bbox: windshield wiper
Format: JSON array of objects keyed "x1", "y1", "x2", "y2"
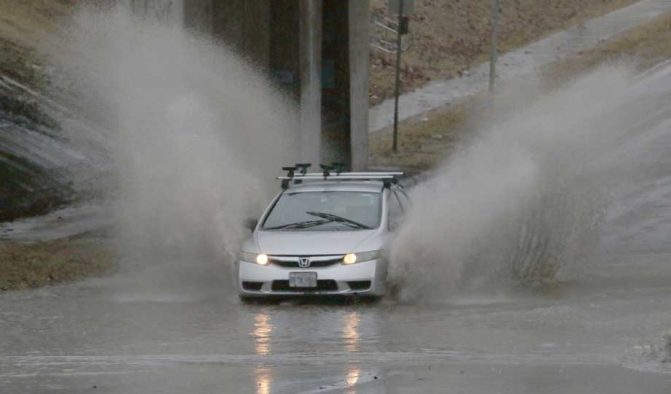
[
  {"x1": 264, "y1": 219, "x2": 330, "y2": 230},
  {"x1": 305, "y1": 211, "x2": 372, "y2": 229}
]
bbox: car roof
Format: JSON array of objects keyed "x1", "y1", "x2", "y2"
[{"x1": 286, "y1": 181, "x2": 384, "y2": 193}]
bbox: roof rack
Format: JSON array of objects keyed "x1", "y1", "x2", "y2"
[
  {"x1": 278, "y1": 163, "x2": 403, "y2": 190},
  {"x1": 278, "y1": 172, "x2": 403, "y2": 180}
]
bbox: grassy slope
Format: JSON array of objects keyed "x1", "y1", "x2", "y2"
[
  {"x1": 370, "y1": 12, "x2": 671, "y2": 170},
  {"x1": 369, "y1": 0, "x2": 639, "y2": 104},
  {"x1": 0, "y1": 1, "x2": 116, "y2": 291},
  {"x1": 0, "y1": 237, "x2": 115, "y2": 291},
  {"x1": 0, "y1": 0, "x2": 73, "y2": 83},
  {"x1": 542, "y1": 12, "x2": 671, "y2": 83},
  {"x1": 0, "y1": 1, "x2": 73, "y2": 221}
]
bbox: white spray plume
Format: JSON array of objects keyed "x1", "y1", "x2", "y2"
[
  {"x1": 390, "y1": 67, "x2": 666, "y2": 302},
  {"x1": 45, "y1": 6, "x2": 297, "y2": 299}
]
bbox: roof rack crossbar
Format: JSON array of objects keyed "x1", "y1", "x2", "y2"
[
  {"x1": 277, "y1": 172, "x2": 403, "y2": 181},
  {"x1": 279, "y1": 172, "x2": 402, "y2": 177},
  {"x1": 277, "y1": 164, "x2": 403, "y2": 189}
]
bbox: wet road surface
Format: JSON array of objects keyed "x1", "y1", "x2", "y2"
[{"x1": 1, "y1": 254, "x2": 670, "y2": 393}]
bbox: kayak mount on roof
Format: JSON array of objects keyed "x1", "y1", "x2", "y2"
[{"x1": 278, "y1": 163, "x2": 403, "y2": 190}]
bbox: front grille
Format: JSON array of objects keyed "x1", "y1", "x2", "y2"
[
  {"x1": 270, "y1": 258, "x2": 342, "y2": 268},
  {"x1": 271, "y1": 280, "x2": 339, "y2": 292},
  {"x1": 347, "y1": 281, "x2": 372, "y2": 291},
  {"x1": 242, "y1": 281, "x2": 263, "y2": 291}
]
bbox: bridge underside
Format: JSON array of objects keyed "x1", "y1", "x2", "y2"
[{"x1": 133, "y1": 0, "x2": 370, "y2": 170}]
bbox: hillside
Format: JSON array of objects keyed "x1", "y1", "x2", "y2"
[
  {"x1": 0, "y1": 1, "x2": 77, "y2": 221},
  {"x1": 369, "y1": 0, "x2": 638, "y2": 104}
]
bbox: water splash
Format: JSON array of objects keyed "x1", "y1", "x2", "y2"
[
  {"x1": 390, "y1": 66, "x2": 671, "y2": 302},
  {"x1": 43, "y1": 6, "x2": 297, "y2": 298}
]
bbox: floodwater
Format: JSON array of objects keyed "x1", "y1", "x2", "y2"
[{"x1": 0, "y1": 253, "x2": 670, "y2": 393}]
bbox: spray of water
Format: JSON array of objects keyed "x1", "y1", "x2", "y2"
[
  {"x1": 41, "y1": 6, "x2": 671, "y2": 305},
  {"x1": 390, "y1": 66, "x2": 670, "y2": 302},
  {"x1": 44, "y1": 6, "x2": 297, "y2": 300}
]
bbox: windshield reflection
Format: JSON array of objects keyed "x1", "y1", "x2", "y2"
[{"x1": 262, "y1": 191, "x2": 382, "y2": 231}]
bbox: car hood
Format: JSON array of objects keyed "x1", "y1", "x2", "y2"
[{"x1": 254, "y1": 230, "x2": 379, "y2": 255}]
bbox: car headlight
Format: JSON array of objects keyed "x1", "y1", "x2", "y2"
[
  {"x1": 342, "y1": 250, "x2": 382, "y2": 265},
  {"x1": 239, "y1": 252, "x2": 269, "y2": 265}
]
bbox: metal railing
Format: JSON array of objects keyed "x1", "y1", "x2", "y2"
[{"x1": 370, "y1": 16, "x2": 412, "y2": 54}]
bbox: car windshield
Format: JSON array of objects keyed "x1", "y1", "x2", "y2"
[{"x1": 262, "y1": 191, "x2": 381, "y2": 231}]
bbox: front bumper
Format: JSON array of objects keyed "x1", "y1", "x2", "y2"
[{"x1": 238, "y1": 259, "x2": 386, "y2": 296}]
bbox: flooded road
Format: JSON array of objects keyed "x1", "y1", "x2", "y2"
[
  {"x1": 1, "y1": 253, "x2": 670, "y2": 393},
  {"x1": 3, "y1": 19, "x2": 671, "y2": 394}
]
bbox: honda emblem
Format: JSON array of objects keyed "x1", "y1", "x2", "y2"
[{"x1": 298, "y1": 257, "x2": 311, "y2": 268}]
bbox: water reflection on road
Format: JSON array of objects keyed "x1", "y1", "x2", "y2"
[
  {"x1": 345, "y1": 366, "x2": 361, "y2": 394},
  {"x1": 250, "y1": 307, "x2": 368, "y2": 394},
  {"x1": 252, "y1": 311, "x2": 273, "y2": 394},
  {"x1": 254, "y1": 366, "x2": 273, "y2": 394},
  {"x1": 253, "y1": 311, "x2": 273, "y2": 356},
  {"x1": 343, "y1": 311, "x2": 362, "y2": 394},
  {"x1": 343, "y1": 310, "x2": 361, "y2": 352}
]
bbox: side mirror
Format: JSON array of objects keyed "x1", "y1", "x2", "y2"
[{"x1": 244, "y1": 218, "x2": 258, "y2": 232}]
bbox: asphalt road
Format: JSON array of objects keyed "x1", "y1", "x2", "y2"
[
  {"x1": 0, "y1": 257, "x2": 670, "y2": 394},
  {"x1": 2, "y1": 64, "x2": 671, "y2": 394}
]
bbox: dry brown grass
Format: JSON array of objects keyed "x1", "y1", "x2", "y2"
[
  {"x1": 369, "y1": 0, "x2": 639, "y2": 104},
  {"x1": 370, "y1": 12, "x2": 671, "y2": 170},
  {"x1": 369, "y1": 99, "x2": 475, "y2": 170},
  {"x1": 0, "y1": 0, "x2": 72, "y2": 46},
  {"x1": 0, "y1": 238, "x2": 115, "y2": 291},
  {"x1": 542, "y1": 12, "x2": 671, "y2": 84},
  {"x1": 0, "y1": 0, "x2": 74, "y2": 86}
]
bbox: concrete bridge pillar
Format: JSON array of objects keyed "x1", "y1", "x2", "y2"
[
  {"x1": 299, "y1": 0, "x2": 323, "y2": 166},
  {"x1": 210, "y1": 0, "x2": 271, "y2": 69},
  {"x1": 130, "y1": 0, "x2": 370, "y2": 170},
  {"x1": 183, "y1": 0, "x2": 213, "y2": 34},
  {"x1": 129, "y1": 0, "x2": 184, "y2": 26},
  {"x1": 348, "y1": 0, "x2": 370, "y2": 171}
]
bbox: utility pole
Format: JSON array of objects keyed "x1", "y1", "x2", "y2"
[
  {"x1": 392, "y1": 0, "x2": 404, "y2": 153},
  {"x1": 489, "y1": 0, "x2": 500, "y2": 93}
]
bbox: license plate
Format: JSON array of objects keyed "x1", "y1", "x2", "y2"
[{"x1": 289, "y1": 272, "x2": 317, "y2": 288}]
